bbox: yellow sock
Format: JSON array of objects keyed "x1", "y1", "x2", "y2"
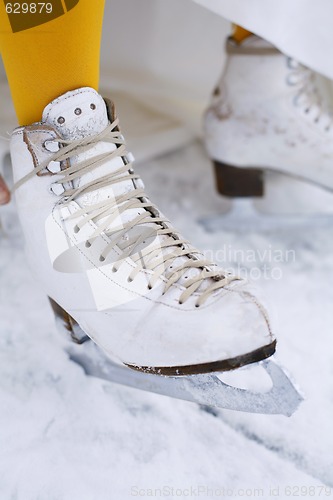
[
  {"x1": 0, "y1": 0, "x2": 105, "y2": 125},
  {"x1": 232, "y1": 24, "x2": 253, "y2": 44}
]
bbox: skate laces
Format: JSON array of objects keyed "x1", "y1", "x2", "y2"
[
  {"x1": 286, "y1": 57, "x2": 333, "y2": 131},
  {"x1": 14, "y1": 119, "x2": 237, "y2": 306}
]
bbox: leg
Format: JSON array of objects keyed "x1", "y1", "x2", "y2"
[
  {"x1": 0, "y1": 0, "x2": 105, "y2": 125},
  {"x1": 0, "y1": 0, "x2": 105, "y2": 204}
]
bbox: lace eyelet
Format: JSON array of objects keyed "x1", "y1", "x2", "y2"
[
  {"x1": 195, "y1": 304, "x2": 200, "y2": 308},
  {"x1": 99, "y1": 256, "x2": 105, "y2": 262},
  {"x1": 50, "y1": 183, "x2": 65, "y2": 196},
  {"x1": 147, "y1": 284, "x2": 152, "y2": 290},
  {"x1": 47, "y1": 161, "x2": 61, "y2": 174},
  {"x1": 178, "y1": 300, "x2": 183, "y2": 305},
  {"x1": 43, "y1": 140, "x2": 60, "y2": 153},
  {"x1": 85, "y1": 241, "x2": 91, "y2": 248},
  {"x1": 112, "y1": 267, "x2": 118, "y2": 273},
  {"x1": 127, "y1": 277, "x2": 133, "y2": 283},
  {"x1": 74, "y1": 225, "x2": 80, "y2": 234},
  {"x1": 304, "y1": 108, "x2": 310, "y2": 114}
]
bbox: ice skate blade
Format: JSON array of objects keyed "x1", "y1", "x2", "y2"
[
  {"x1": 50, "y1": 298, "x2": 303, "y2": 416},
  {"x1": 66, "y1": 341, "x2": 303, "y2": 416},
  {"x1": 214, "y1": 161, "x2": 333, "y2": 215},
  {"x1": 255, "y1": 170, "x2": 333, "y2": 215},
  {"x1": 205, "y1": 165, "x2": 333, "y2": 233},
  {"x1": 199, "y1": 199, "x2": 333, "y2": 234}
]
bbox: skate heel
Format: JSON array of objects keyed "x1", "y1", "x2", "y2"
[
  {"x1": 213, "y1": 161, "x2": 264, "y2": 198},
  {"x1": 48, "y1": 297, "x2": 89, "y2": 344},
  {"x1": 213, "y1": 161, "x2": 333, "y2": 214},
  {"x1": 200, "y1": 166, "x2": 333, "y2": 232}
]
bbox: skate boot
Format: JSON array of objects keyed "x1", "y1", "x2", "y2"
[
  {"x1": 204, "y1": 35, "x2": 333, "y2": 217},
  {"x1": 10, "y1": 86, "x2": 276, "y2": 373}
]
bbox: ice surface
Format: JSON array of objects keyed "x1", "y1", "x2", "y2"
[{"x1": 0, "y1": 142, "x2": 332, "y2": 499}]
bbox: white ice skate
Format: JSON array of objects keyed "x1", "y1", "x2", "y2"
[
  {"x1": 203, "y1": 35, "x2": 333, "y2": 231},
  {"x1": 11, "y1": 87, "x2": 302, "y2": 415}
]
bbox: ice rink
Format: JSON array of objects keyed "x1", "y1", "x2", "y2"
[{"x1": 0, "y1": 139, "x2": 332, "y2": 499}]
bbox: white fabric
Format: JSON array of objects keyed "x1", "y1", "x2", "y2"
[
  {"x1": 101, "y1": 0, "x2": 229, "y2": 136},
  {"x1": 2, "y1": 0, "x2": 333, "y2": 160},
  {"x1": 100, "y1": 0, "x2": 333, "y2": 141},
  {"x1": 193, "y1": 0, "x2": 333, "y2": 79}
]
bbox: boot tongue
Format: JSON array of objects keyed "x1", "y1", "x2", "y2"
[
  {"x1": 41, "y1": 88, "x2": 219, "y2": 293},
  {"x1": 41, "y1": 87, "x2": 150, "y2": 247},
  {"x1": 41, "y1": 87, "x2": 109, "y2": 139},
  {"x1": 41, "y1": 86, "x2": 127, "y2": 206}
]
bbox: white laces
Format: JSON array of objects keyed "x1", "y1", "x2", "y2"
[
  {"x1": 286, "y1": 57, "x2": 333, "y2": 131},
  {"x1": 14, "y1": 119, "x2": 237, "y2": 306}
]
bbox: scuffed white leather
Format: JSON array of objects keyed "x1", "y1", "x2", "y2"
[
  {"x1": 11, "y1": 87, "x2": 274, "y2": 369},
  {"x1": 204, "y1": 36, "x2": 333, "y2": 191}
]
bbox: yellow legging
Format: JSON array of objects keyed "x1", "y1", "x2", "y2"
[
  {"x1": 232, "y1": 25, "x2": 253, "y2": 44},
  {"x1": 0, "y1": 12, "x2": 250, "y2": 205},
  {"x1": 0, "y1": 0, "x2": 105, "y2": 125}
]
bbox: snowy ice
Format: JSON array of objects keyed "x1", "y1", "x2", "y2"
[{"x1": 0, "y1": 140, "x2": 332, "y2": 499}]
